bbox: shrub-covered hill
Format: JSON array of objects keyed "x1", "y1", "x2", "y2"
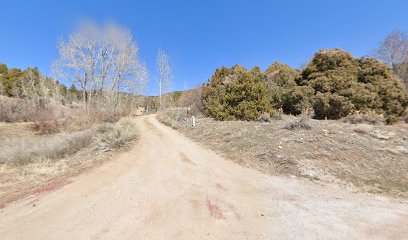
[
  {"x1": 202, "y1": 49, "x2": 407, "y2": 123},
  {"x1": 299, "y1": 49, "x2": 407, "y2": 122}
]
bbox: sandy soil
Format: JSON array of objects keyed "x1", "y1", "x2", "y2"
[{"x1": 0, "y1": 114, "x2": 407, "y2": 239}]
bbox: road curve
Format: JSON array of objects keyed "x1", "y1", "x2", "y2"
[{"x1": 0, "y1": 114, "x2": 407, "y2": 239}]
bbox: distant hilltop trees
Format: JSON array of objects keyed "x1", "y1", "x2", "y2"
[{"x1": 0, "y1": 63, "x2": 82, "y2": 106}]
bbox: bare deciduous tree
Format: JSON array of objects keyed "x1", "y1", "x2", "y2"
[
  {"x1": 372, "y1": 30, "x2": 408, "y2": 87},
  {"x1": 38, "y1": 75, "x2": 50, "y2": 109},
  {"x1": 21, "y1": 69, "x2": 52, "y2": 109},
  {"x1": 372, "y1": 30, "x2": 408, "y2": 66},
  {"x1": 21, "y1": 69, "x2": 39, "y2": 107},
  {"x1": 393, "y1": 62, "x2": 408, "y2": 87},
  {"x1": 54, "y1": 21, "x2": 149, "y2": 117},
  {"x1": 54, "y1": 21, "x2": 100, "y2": 111},
  {"x1": 300, "y1": 56, "x2": 313, "y2": 70},
  {"x1": 157, "y1": 48, "x2": 172, "y2": 108},
  {"x1": 52, "y1": 79, "x2": 62, "y2": 107}
]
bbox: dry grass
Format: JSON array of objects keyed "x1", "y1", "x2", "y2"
[
  {"x1": 257, "y1": 112, "x2": 272, "y2": 122},
  {"x1": 33, "y1": 112, "x2": 61, "y2": 135},
  {"x1": 157, "y1": 108, "x2": 189, "y2": 129},
  {"x1": 93, "y1": 117, "x2": 139, "y2": 152},
  {"x1": 0, "y1": 116, "x2": 139, "y2": 208},
  {"x1": 343, "y1": 111, "x2": 385, "y2": 125},
  {"x1": 0, "y1": 117, "x2": 138, "y2": 165},
  {"x1": 0, "y1": 95, "x2": 37, "y2": 122},
  {"x1": 0, "y1": 95, "x2": 81, "y2": 124},
  {"x1": 0, "y1": 93, "x2": 141, "y2": 207},
  {"x1": 0, "y1": 128, "x2": 94, "y2": 165},
  {"x1": 158, "y1": 109, "x2": 408, "y2": 199},
  {"x1": 284, "y1": 117, "x2": 311, "y2": 130},
  {"x1": 0, "y1": 122, "x2": 36, "y2": 141},
  {"x1": 284, "y1": 109, "x2": 314, "y2": 130}
]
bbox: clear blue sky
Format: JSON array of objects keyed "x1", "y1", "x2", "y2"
[{"x1": 1, "y1": 0, "x2": 408, "y2": 95}]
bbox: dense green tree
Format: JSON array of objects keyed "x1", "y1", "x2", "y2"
[
  {"x1": 202, "y1": 65, "x2": 272, "y2": 120},
  {"x1": 281, "y1": 86, "x2": 314, "y2": 115},
  {"x1": 249, "y1": 66, "x2": 265, "y2": 80},
  {"x1": 299, "y1": 49, "x2": 408, "y2": 121},
  {"x1": 68, "y1": 84, "x2": 81, "y2": 102},
  {"x1": 264, "y1": 62, "x2": 308, "y2": 114},
  {"x1": 1, "y1": 68, "x2": 23, "y2": 96},
  {"x1": 266, "y1": 62, "x2": 300, "y2": 87},
  {"x1": 313, "y1": 92, "x2": 354, "y2": 119},
  {"x1": 69, "y1": 84, "x2": 78, "y2": 93},
  {"x1": 0, "y1": 63, "x2": 7, "y2": 94},
  {"x1": 0, "y1": 63, "x2": 8, "y2": 75}
]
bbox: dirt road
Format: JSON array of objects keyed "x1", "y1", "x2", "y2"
[{"x1": 1, "y1": 115, "x2": 407, "y2": 239}]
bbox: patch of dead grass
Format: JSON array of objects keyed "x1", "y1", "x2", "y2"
[
  {"x1": 0, "y1": 117, "x2": 138, "y2": 166},
  {"x1": 0, "y1": 117, "x2": 139, "y2": 207},
  {"x1": 158, "y1": 109, "x2": 408, "y2": 199}
]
